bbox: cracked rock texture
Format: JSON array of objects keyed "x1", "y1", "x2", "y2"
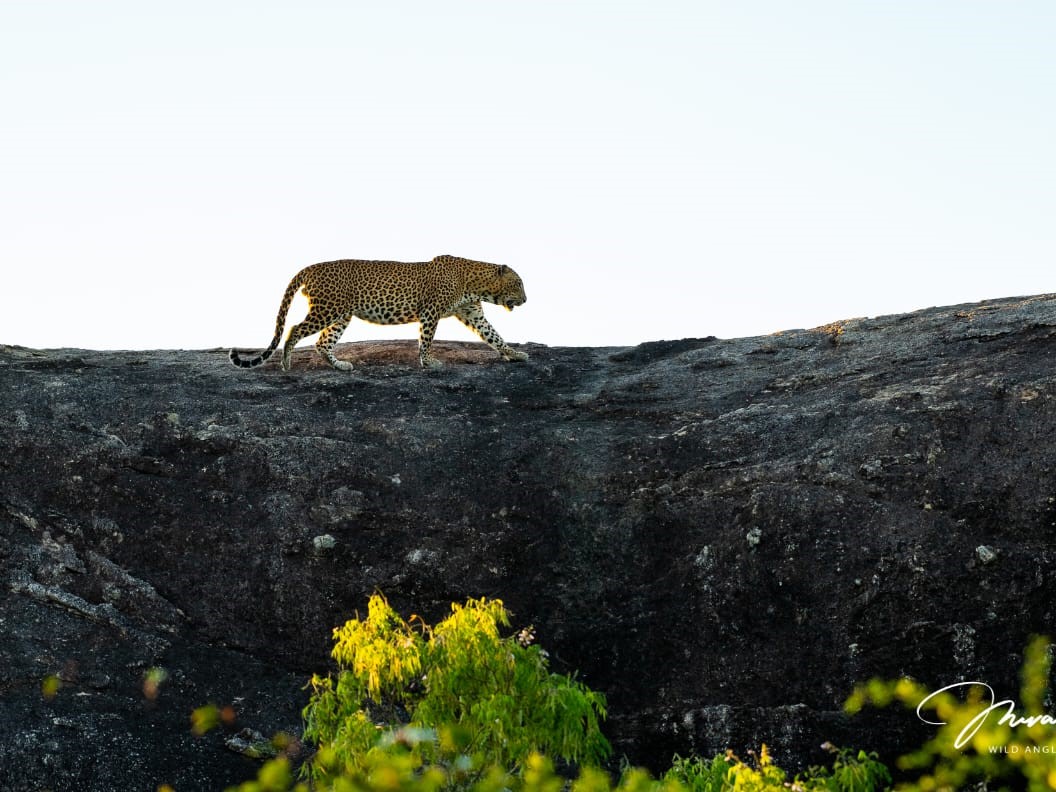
[{"x1": 4, "y1": 294, "x2": 1056, "y2": 789}]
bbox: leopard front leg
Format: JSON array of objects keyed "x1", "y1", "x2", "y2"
[
  {"x1": 454, "y1": 302, "x2": 528, "y2": 362},
  {"x1": 417, "y1": 310, "x2": 444, "y2": 368}
]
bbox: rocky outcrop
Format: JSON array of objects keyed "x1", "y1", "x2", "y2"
[{"x1": 4, "y1": 294, "x2": 1056, "y2": 790}]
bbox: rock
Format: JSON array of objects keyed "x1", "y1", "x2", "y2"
[
  {"x1": 309, "y1": 487, "x2": 365, "y2": 525},
  {"x1": 312, "y1": 534, "x2": 337, "y2": 552},
  {"x1": 225, "y1": 728, "x2": 280, "y2": 760},
  {"x1": 975, "y1": 545, "x2": 998, "y2": 565},
  {"x1": 3, "y1": 294, "x2": 1056, "y2": 787}
]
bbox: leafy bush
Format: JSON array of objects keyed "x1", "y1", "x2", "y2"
[
  {"x1": 301, "y1": 594, "x2": 610, "y2": 781},
  {"x1": 233, "y1": 743, "x2": 672, "y2": 792},
  {"x1": 846, "y1": 634, "x2": 1055, "y2": 791},
  {"x1": 661, "y1": 744, "x2": 890, "y2": 792},
  {"x1": 798, "y1": 744, "x2": 893, "y2": 792},
  {"x1": 233, "y1": 743, "x2": 891, "y2": 792},
  {"x1": 227, "y1": 593, "x2": 893, "y2": 792}
]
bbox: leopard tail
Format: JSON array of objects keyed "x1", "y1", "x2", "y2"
[{"x1": 229, "y1": 267, "x2": 307, "y2": 368}]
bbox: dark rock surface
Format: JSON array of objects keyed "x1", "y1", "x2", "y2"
[{"x1": 4, "y1": 294, "x2": 1056, "y2": 790}]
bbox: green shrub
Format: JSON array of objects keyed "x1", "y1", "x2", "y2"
[
  {"x1": 301, "y1": 594, "x2": 610, "y2": 781},
  {"x1": 661, "y1": 744, "x2": 889, "y2": 792},
  {"x1": 227, "y1": 592, "x2": 894, "y2": 792},
  {"x1": 233, "y1": 744, "x2": 891, "y2": 792},
  {"x1": 662, "y1": 752, "x2": 734, "y2": 791},
  {"x1": 797, "y1": 744, "x2": 892, "y2": 792}
]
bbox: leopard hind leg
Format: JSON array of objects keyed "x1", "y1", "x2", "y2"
[
  {"x1": 282, "y1": 305, "x2": 339, "y2": 371},
  {"x1": 316, "y1": 318, "x2": 353, "y2": 371}
]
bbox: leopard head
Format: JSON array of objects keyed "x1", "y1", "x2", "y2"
[
  {"x1": 491, "y1": 264, "x2": 527, "y2": 311},
  {"x1": 437, "y1": 255, "x2": 528, "y2": 310}
]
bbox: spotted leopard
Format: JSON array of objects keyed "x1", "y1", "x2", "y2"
[{"x1": 229, "y1": 254, "x2": 528, "y2": 371}]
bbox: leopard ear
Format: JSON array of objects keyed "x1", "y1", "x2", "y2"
[{"x1": 497, "y1": 264, "x2": 510, "y2": 275}]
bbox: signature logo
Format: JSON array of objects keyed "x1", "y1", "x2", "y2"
[{"x1": 917, "y1": 682, "x2": 1056, "y2": 749}]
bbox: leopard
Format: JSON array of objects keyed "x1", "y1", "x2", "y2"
[{"x1": 229, "y1": 254, "x2": 529, "y2": 371}]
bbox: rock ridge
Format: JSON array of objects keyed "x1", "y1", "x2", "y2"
[{"x1": 3, "y1": 293, "x2": 1056, "y2": 789}]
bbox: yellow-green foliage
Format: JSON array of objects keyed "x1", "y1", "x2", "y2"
[
  {"x1": 226, "y1": 593, "x2": 902, "y2": 792},
  {"x1": 662, "y1": 744, "x2": 890, "y2": 792},
  {"x1": 846, "y1": 635, "x2": 1056, "y2": 791},
  {"x1": 230, "y1": 740, "x2": 890, "y2": 792},
  {"x1": 301, "y1": 594, "x2": 610, "y2": 781},
  {"x1": 232, "y1": 746, "x2": 676, "y2": 792}
]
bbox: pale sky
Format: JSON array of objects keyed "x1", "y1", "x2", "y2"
[{"x1": 2, "y1": 2, "x2": 1054, "y2": 351}]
